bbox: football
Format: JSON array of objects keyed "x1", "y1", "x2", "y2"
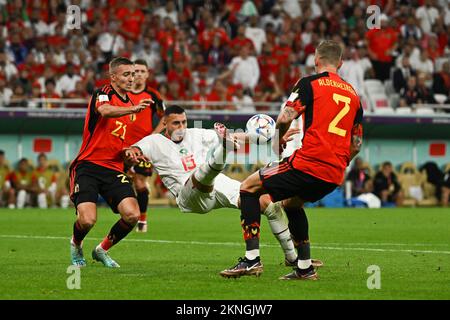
[{"x1": 246, "y1": 114, "x2": 276, "y2": 144}]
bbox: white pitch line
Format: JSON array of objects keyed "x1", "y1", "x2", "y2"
[{"x1": 1, "y1": 234, "x2": 450, "y2": 255}]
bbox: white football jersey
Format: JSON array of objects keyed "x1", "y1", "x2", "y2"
[{"x1": 133, "y1": 128, "x2": 219, "y2": 197}]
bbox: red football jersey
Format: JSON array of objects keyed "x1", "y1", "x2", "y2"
[
  {"x1": 126, "y1": 87, "x2": 165, "y2": 145},
  {"x1": 72, "y1": 85, "x2": 133, "y2": 172},
  {"x1": 288, "y1": 72, "x2": 363, "y2": 185}
]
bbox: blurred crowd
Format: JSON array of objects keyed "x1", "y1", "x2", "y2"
[
  {"x1": 345, "y1": 157, "x2": 450, "y2": 208},
  {"x1": 0, "y1": 0, "x2": 449, "y2": 111}
]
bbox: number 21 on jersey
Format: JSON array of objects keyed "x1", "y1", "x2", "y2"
[
  {"x1": 181, "y1": 155, "x2": 196, "y2": 172},
  {"x1": 328, "y1": 93, "x2": 351, "y2": 137}
]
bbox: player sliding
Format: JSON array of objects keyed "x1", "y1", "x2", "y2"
[
  {"x1": 221, "y1": 40, "x2": 364, "y2": 280},
  {"x1": 124, "y1": 105, "x2": 322, "y2": 267}
]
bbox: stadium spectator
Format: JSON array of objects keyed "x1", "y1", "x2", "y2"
[
  {"x1": 56, "y1": 64, "x2": 82, "y2": 97},
  {"x1": 154, "y1": 0, "x2": 178, "y2": 25},
  {"x1": 8, "y1": 83, "x2": 27, "y2": 107},
  {"x1": 230, "y1": 25, "x2": 255, "y2": 57},
  {"x1": 0, "y1": 150, "x2": 15, "y2": 209},
  {"x1": 115, "y1": 0, "x2": 145, "y2": 41},
  {"x1": 245, "y1": 15, "x2": 266, "y2": 55},
  {"x1": 374, "y1": 161, "x2": 404, "y2": 207},
  {"x1": 400, "y1": 16, "x2": 423, "y2": 41},
  {"x1": 0, "y1": 52, "x2": 18, "y2": 81},
  {"x1": 365, "y1": 14, "x2": 398, "y2": 81},
  {"x1": 207, "y1": 79, "x2": 232, "y2": 110},
  {"x1": 393, "y1": 56, "x2": 417, "y2": 93},
  {"x1": 206, "y1": 35, "x2": 231, "y2": 70},
  {"x1": 415, "y1": 0, "x2": 440, "y2": 34},
  {"x1": 432, "y1": 61, "x2": 450, "y2": 95},
  {"x1": 339, "y1": 47, "x2": 365, "y2": 96},
  {"x1": 191, "y1": 80, "x2": 209, "y2": 110},
  {"x1": 10, "y1": 158, "x2": 34, "y2": 209},
  {"x1": 0, "y1": 74, "x2": 13, "y2": 107},
  {"x1": 131, "y1": 35, "x2": 160, "y2": 71},
  {"x1": 413, "y1": 50, "x2": 434, "y2": 79},
  {"x1": 399, "y1": 75, "x2": 419, "y2": 107},
  {"x1": 197, "y1": 11, "x2": 229, "y2": 52},
  {"x1": 416, "y1": 72, "x2": 436, "y2": 105},
  {"x1": 41, "y1": 79, "x2": 61, "y2": 109},
  {"x1": 261, "y1": 4, "x2": 284, "y2": 33},
  {"x1": 32, "y1": 153, "x2": 57, "y2": 209},
  {"x1": 346, "y1": 157, "x2": 373, "y2": 197},
  {"x1": 96, "y1": 21, "x2": 126, "y2": 62},
  {"x1": 223, "y1": 44, "x2": 260, "y2": 92},
  {"x1": 231, "y1": 83, "x2": 255, "y2": 112}
]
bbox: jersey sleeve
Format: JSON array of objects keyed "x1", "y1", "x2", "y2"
[
  {"x1": 132, "y1": 135, "x2": 155, "y2": 162},
  {"x1": 147, "y1": 87, "x2": 166, "y2": 118},
  {"x1": 285, "y1": 77, "x2": 313, "y2": 119},
  {"x1": 94, "y1": 88, "x2": 112, "y2": 111},
  {"x1": 194, "y1": 128, "x2": 219, "y2": 149}
]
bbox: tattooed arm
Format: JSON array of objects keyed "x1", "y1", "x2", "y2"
[{"x1": 350, "y1": 123, "x2": 363, "y2": 161}]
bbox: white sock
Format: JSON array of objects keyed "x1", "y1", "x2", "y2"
[
  {"x1": 37, "y1": 193, "x2": 48, "y2": 209},
  {"x1": 245, "y1": 249, "x2": 260, "y2": 260},
  {"x1": 263, "y1": 202, "x2": 297, "y2": 262},
  {"x1": 194, "y1": 143, "x2": 227, "y2": 186},
  {"x1": 17, "y1": 190, "x2": 26, "y2": 209},
  {"x1": 60, "y1": 195, "x2": 70, "y2": 209},
  {"x1": 298, "y1": 259, "x2": 312, "y2": 269},
  {"x1": 71, "y1": 237, "x2": 82, "y2": 248}
]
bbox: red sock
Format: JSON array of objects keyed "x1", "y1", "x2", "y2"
[
  {"x1": 139, "y1": 213, "x2": 147, "y2": 223},
  {"x1": 100, "y1": 236, "x2": 113, "y2": 251}
]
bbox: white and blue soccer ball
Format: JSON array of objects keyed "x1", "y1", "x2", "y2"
[{"x1": 246, "y1": 114, "x2": 276, "y2": 144}]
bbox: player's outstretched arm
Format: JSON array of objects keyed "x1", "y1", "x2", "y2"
[
  {"x1": 97, "y1": 99, "x2": 153, "y2": 118},
  {"x1": 349, "y1": 123, "x2": 363, "y2": 161}
]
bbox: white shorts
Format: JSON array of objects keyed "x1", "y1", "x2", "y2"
[{"x1": 176, "y1": 173, "x2": 240, "y2": 213}]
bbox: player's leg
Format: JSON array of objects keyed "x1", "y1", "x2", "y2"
[
  {"x1": 6, "y1": 183, "x2": 16, "y2": 209},
  {"x1": 93, "y1": 171, "x2": 138, "y2": 268},
  {"x1": 258, "y1": 195, "x2": 297, "y2": 264},
  {"x1": 71, "y1": 202, "x2": 97, "y2": 267},
  {"x1": 134, "y1": 173, "x2": 150, "y2": 232},
  {"x1": 220, "y1": 170, "x2": 265, "y2": 278},
  {"x1": 16, "y1": 189, "x2": 27, "y2": 209},
  {"x1": 69, "y1": 163, "x2": 101, "y2": 267},
  {"x1": 37, "y1": 191, "x2": 48, "y2": 209},
  {"x1": 193, "y1": 123, "x2": 239, "y2": 187},
  {"x1": 278, "y1": 197, "x2": 317, "y2": 280}
]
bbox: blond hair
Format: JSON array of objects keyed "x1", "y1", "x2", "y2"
[{"x1": 315, "y1": 40, "x2": 344, "y2": 67}]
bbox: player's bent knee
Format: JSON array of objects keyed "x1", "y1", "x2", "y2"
[{"x1": 78, "y1": 216, "x2": 97, "y2": 229}]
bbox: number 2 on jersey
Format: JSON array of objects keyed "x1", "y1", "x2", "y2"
[
  {"x1": 328, "y1": 93, "x2": 351, "y2": 137},
  {"x1": 181, "y1": 155, "x2": 196, "y2": 172}
]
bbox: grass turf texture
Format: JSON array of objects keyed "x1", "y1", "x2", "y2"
[{"x1": 0, "y1": 207, "x2": 449, "y2": 300}]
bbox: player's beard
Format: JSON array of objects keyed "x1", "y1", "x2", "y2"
[{"x1": 170, "y1": 128, "x2": 186, "y2": 143}]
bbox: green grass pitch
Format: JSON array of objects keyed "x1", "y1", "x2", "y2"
[{"x1": 0, "y1": 207, "x2": 449, "y2": 300}]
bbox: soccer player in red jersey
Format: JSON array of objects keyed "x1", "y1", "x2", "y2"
[
  {"x1": 69, "y1": 57, "x2": 152, "y2": 268},
  {"x1": 127, "y1": 59, "x2": 165, "y2": 233},
  {"x1": 221, "y1": 40, "x2": 364, "y2": 280}
]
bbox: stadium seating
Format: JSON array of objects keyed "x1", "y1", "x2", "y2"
[{"x1": 397, "y1": 162, "x2": 438, "y2": 206}]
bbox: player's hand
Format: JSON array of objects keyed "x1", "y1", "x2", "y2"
[
  {"x1": 123, "y1": 147, "x2": 149, "y2": 165},
  {"x1": 283, "y1": 128, "x2": 300, "y2": 143},
  {"x1": 133, "y1": 99, "x2": 153, "y2": 113},
  {"x1": 272, "y1": 128, "x2": 301, "y2": 156}
]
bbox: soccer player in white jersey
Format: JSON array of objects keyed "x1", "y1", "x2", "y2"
[
  {"x1": 124, "y1": 105, "x2": 322, "y2": 270},
  {"x1": 124, "y1": 105, "x2": 300, "y2": 266}
]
